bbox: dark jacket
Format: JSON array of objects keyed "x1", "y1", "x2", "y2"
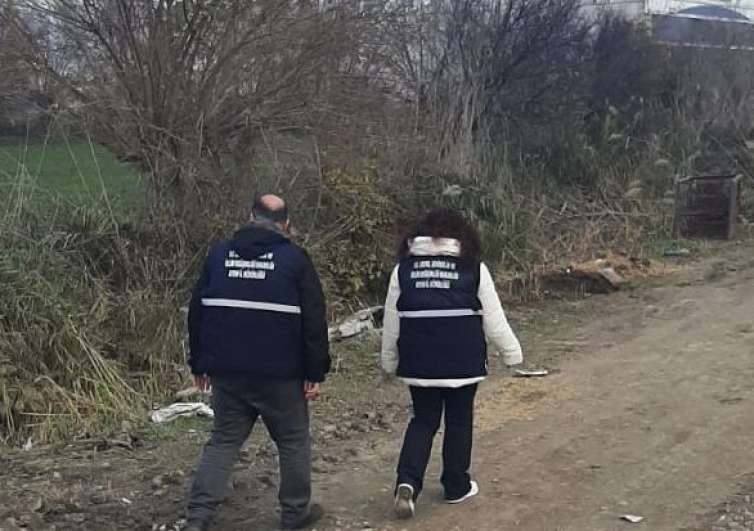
[
  {"x1": 395, "y1": 255, "x2": 487, "y2": 380},
  {"x1": 188, "y1": 224, "x2": 331, "y2": 382}
]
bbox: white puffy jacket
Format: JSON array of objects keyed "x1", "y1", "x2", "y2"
[{"x1": 381, "y1": 236, "x2": 523, "y2": 387}]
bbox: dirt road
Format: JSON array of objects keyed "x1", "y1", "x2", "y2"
[
  {"x1": 2, "y1": 239, "x2": 753, "y2": 531},
  {"x1": 314, "y1": 239, "x2": 754, "y2": 531}
]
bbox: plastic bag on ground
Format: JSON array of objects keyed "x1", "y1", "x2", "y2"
[{"x1": 150, "y1": 402, "x2": 214, "y2": 424}]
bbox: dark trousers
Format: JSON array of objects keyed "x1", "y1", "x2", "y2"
[
  {"x1": 396, "y1": 383, "x2": 478, "y2": 500},
  {"x1": 186, "y1": 376, "x2": 311, "y2": 528}
]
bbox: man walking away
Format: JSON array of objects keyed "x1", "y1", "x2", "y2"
[{"x1": 185, "y1": 195, "x2": 331, "y2": 531}]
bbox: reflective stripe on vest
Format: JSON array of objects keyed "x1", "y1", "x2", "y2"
[
  {"x1": 398, "y1": 309, "x2": 483, "y2": 318},
  {"x1": 201, "y1": 298, "x2": 302, "y2": 315}
]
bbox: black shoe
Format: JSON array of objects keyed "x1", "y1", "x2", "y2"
[{"x1": 281, "y1": 503, "x2": 325, "y2": 530}]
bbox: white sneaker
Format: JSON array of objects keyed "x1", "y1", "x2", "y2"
[
  {"x1": 394, "y1": 483, "x2": 416, "y2": 519},
  {"x1": 446, "y1": 480, "x2": 479, "y2": 504}
]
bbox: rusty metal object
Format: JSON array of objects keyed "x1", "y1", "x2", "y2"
[{"x1": 674, "y1": 174, "x2": 742, "y2": 240}]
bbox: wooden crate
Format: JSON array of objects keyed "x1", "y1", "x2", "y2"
[{"x1": 674, "y1": 174, "x2": 742, "y2": 240}]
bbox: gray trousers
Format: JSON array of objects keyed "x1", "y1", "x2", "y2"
[{"x1": 186, "y1": 376, "x2": 311, "y2": 528}]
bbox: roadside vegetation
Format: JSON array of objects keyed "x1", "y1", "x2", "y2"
[{"x1": 0, "y1": 1, "x2": 752, "y2": 445}]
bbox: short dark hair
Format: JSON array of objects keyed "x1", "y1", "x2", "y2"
[
  {"x1": 252, "y1": 198, "x2": 288, "y2": 223},
  {"x1": 398, "y1": 208, "x2": 481, "y2": 263}
]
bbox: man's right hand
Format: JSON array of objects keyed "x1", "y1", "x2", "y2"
[
  {"x1": 194, "y1": 374, "x2": 211, "y2": 392},
  {"x1": 304, "y1": 381, "x2": 321, "y2": 401}
]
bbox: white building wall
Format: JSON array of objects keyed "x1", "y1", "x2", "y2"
[
  {"x1": 583, "y1": 0, "x2": 754, "y2": 19},
  {"x1": 581, "y1": 0, "x2": 646, "y2": 19},
  {"x1": 649, "y1": 0, "x2": 754, "y2": 18}
]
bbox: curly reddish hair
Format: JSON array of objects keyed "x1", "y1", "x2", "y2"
[{"x1": 398, "y1": 208, "x2": 481, "y2": 263}]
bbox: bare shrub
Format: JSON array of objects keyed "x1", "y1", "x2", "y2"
[{"x1": 4, "y1": 2, "x2": 363, "y2": 212}]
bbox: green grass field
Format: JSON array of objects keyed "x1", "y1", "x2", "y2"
[{"x1": 0, "y1": 137, "x2": 143, "y2": 217}]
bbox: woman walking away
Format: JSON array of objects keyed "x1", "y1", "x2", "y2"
[{"x1": 381, "y1": 208, "x2": 523, "y2": 519}]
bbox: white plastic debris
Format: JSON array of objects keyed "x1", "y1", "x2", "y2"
[
  {"x1": 621, "y1": 514, "x2": 644, "y2": 524},
  {"x1": 598, "y1": 267, "x2": 624, "y2": 288},
  {"x1": 121, "y1": 497, "x2": 133, "y2": 505},
  {"x1": 514, "y1": 369, "x2": 549, "y2": 378},
  {"x1": 442, "y1": 184, "x2": 463, "y2": 197},
  {"x1": 328, "y1": 307, "x2": 383, "y2": 341},
  {"x1": 150, "y1": 402, "x2": 214, "y2": 424},
  {"x1": 22, "y1": 437, "x2": 33, "y2": 451}
]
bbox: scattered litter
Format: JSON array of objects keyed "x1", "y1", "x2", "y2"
[
  {"x1": 31, "y1": 496, "x2": 44, "y2": 513},
  {"x1": 540, "y1": 256, "x2": 631, "y2": 294},
  {"x1": 443, "y1": 184, "x2": 463, "y2": 197},
  {"x1": 621, "y1": 514, "x2": 644, "y2": 523},
  {"x1": 150, "y1": 403, "x2": 214, "y2": 424},
  {"x1": 152, "y1": 521, "x2": 186, "y2": 531},
  {"x1": 663, "y1": 248, "x2": 691, "y2": 257},
  {"x1": 106, "y1": 438, "x2": 135, "y2": 450},
  {"x1": 514, "y1": 369, "x2": 549, "y2": 378},
  {"x1": 598, "y1": 267, "x2": 624, "y2": 288},
  {"x1": 22, "y1": 437, "x2": 33, "y2": 451},
  {"x1": 328, "y1": 306, "x2": 383, "y2": 341},
  {"x1": 121, "y1": 498, "x2": 133, "y2": 505}
]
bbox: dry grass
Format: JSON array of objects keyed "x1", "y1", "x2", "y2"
[
  {"x1": 0, "y1": 120, "x2": 715, "y2": 447},
  {"x1": 0, "y1": 143, "x2": 679, "y2": 445},
  {"x1": 0, "y1": 136, "x2": 191, "y2": 445}
]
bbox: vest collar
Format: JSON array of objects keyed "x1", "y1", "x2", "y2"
[{"x1": 409, "y1": 236, "x2": 461, "y2": 257}]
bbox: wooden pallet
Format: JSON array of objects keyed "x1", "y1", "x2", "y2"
[{"x1": 674, "y1": 174, "x2": 742, "y2": 240}]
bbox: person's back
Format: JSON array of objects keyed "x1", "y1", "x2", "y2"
[
  {"x1": 192, "y1": 224, "x2": 326, "y2": 380},
  {"x1": 395, "y1": 251, "x2": 487, "y2": 384},
  {"x1": 185, "y1": 195, "x2": 330, "y2": 531},
  {"x1": 381, "y1": 209, "x2": 523, "y2": 519}
]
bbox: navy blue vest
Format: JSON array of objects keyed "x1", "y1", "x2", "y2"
[
  {"x1": 199, "y1": 239, "x2": 307, "y2": 378},
  {"x1": 396, "y1": 256, "x2": 487, "y2": 380}
]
